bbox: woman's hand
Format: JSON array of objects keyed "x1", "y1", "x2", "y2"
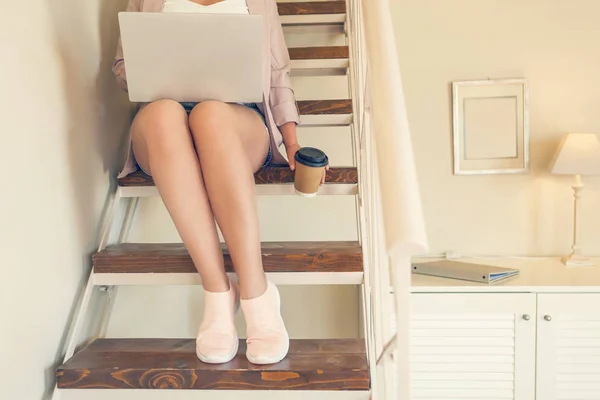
[
  {"x1": 286, "y1": 143, "x2": 302, "y2": 171},
  {"x1": 321, "y1": 164, "x2": 330, "y2": 185}
]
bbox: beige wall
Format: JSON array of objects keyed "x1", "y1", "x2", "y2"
[
  {"x1": 392, "y1": 0, "x2": 600, "y2": 257},
  {"x1": 0, "y1": 0, "x2": 132, "y2": 398}
]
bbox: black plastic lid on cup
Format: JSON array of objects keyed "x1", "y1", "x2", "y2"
[{"x1": 294, "y1": 147, "x2": 329, "y2": 168}]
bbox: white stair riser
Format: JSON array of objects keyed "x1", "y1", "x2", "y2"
[
  {"x1": 120, "y1": 183, "x2": 357, "y2": 198},
  {"x1": 291, "y1": 59, "x2": 349, "y2": 70},
  {"x1": 93, "y1": 272, "x2": 363, "y2": 286},
  {"x1": 281, "y1": 15, "x2": 345, "y2": 25},
  {"x1": 61, "y1": 390, "x2": 368, "y2": 400}
]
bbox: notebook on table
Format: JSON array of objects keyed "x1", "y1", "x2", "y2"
[{"x1": 412, "y1": 260, "x2": 519, "y2": 284}]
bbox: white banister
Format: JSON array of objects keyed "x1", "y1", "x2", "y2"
[
  {"x1": 356, "y1": 0, "x2": 429, "y2": 398},
  {"x1": 359, "y1": 1, "x2": 427, "y2": 260}
]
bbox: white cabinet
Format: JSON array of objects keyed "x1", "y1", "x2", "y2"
[
  {"x1": 411, "y1": 293, "x2": 537, "y2": 400},
  {"x1": 536, "y1": 294, "x2": 600, "y2": 400}
]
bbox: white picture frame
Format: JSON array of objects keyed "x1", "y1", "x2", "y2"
[{"x1": 452, "y1": 79, "x2": 530, "y2": 175}]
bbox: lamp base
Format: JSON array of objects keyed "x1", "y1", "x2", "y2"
[{"x1": 562, "y1": 254, "x2": 595, "y2": 267}]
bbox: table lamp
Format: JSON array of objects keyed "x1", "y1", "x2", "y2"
[{"x1": 550, "y1": 133, "x2": 600, "y2": 266}]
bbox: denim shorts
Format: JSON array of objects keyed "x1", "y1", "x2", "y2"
[{"x1": 180, "y1": 102, "x2": 272, "y2": 168}]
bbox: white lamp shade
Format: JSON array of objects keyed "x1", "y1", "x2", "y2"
[{"x1": 550, "y1": 133, "x2": 600, "y2": 175}]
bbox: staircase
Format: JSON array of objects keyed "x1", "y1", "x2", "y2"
[{"x1": 52, "y1": 1, "x2": 390, "y2": 399}]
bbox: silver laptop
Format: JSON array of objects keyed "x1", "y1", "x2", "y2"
[
  {"x1": 118, "y1": 12, "x2": 263, "y2": 103},
  {"x1": 412, "y1": 260, "x2": 519, "y2": 284}
]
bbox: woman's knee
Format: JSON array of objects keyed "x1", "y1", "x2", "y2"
[
  {"x1": 133, "y1": 99, "x2": 188, "y2": 144},
  {"x1": 188, "y1": 101, "x2": 232, "y2": 140}
]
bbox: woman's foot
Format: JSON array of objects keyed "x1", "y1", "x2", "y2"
[
  {"x1": 196, "y1": 280, "x2": 240, "y2": 364},
  {"x1": 241, "y1": 281, "x2": 289, "y2": 364}
]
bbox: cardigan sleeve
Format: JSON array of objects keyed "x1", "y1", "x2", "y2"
[
  {"x1": 267, "y1": 0, "x2": 300, "y2": 126},
  {"x1": 112, "y1": 0, "x2": 143, "y2": 91}
]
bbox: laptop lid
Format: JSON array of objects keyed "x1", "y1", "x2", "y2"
[{"x1": 118, "y1": 12, "x2": 263, "y2": 103}]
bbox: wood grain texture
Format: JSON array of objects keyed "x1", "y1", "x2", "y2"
[
  {"x1": 57, "y1": 339, "x2": 369, "y2": 390},
  {"x1": 93, "y1": 242, "x2": 363, "y2": 274},
  {"x1": 278, "y1": 1, "x2": 346, "y2": 16},
  {"x1": 118, "y1": 167, "x2": 357, "y2": 187},
  {"x1": 298, "y1": 100, "x2": 353, "y2": 115},
  {"x1": 255, "y1": 166, "x2": 357, "y2": 184},
  {"x1": 289, "y1": 46, "x2": 349, "y2": 60}
]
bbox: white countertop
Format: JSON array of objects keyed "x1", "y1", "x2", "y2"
[{"x1": 410, "y1": 257, "x2": 600, "y2": 293}]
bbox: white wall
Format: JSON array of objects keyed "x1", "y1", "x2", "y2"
[
  {"x1": 0, "y1": 0, "x2": 132, "y2": 398},
  {"x1": 392, "y1": 0, "x2": 600, "y2": 257}
]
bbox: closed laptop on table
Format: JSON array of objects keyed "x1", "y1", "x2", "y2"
[{"x1": 412, "y1": 260, "x2": 519, "y2": 284}]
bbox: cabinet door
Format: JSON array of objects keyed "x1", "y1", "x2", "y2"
[
  {"x1": 537, "y1": 294, "x2": 600, "y2": 400},
  {"x1": 411, "y1": 293, "x2": 536, "y2": 400}
]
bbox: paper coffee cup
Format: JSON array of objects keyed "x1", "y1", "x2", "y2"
[{"x1": 294, "y1": 147, "x2": 329, "y2": 197}]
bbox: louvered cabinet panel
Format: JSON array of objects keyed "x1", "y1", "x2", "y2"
[
  {"x1": 411, "y1": 294, "x2": 536, "y2": 400},
  {"x1": 537, "y1": 294, "x2": 600, "y2": 400}
]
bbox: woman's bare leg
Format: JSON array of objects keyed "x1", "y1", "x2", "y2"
[
  {"x1": 188, "y1": 101, "x2": 269, "y2": 300},
  {"x1": 131, "y1": 99, "x2": 229, "y2": 293},
  {"x1": 188, "y1": 101, "x2": 289, "y2": 364},
  {"x1": 190, "y1": 101, "x2": 288, "y2": 364}
]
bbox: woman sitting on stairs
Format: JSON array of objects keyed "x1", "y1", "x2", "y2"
[{"x1": 113, "y1": 0, "x2": 326, "y2": 365}]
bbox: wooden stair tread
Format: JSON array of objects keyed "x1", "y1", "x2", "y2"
[
  {"x1": 278, "y1": 1, "x2": 346, "y2": 16},
  {"x1": 298, "y1": 99, "x2": 352, "y2": 115},
  {"x1": 119, "y1": 166, "x2": 357, "y2": 187},
  {"x1": 93, "y1": 242, "x2": 362, "y2": 274},
  {"x1": 57, "y1": 338, "x2": 370, "y2": 390},
  {"x1": 289, "y1": 46, "x2": 348, "y2": 60}
]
